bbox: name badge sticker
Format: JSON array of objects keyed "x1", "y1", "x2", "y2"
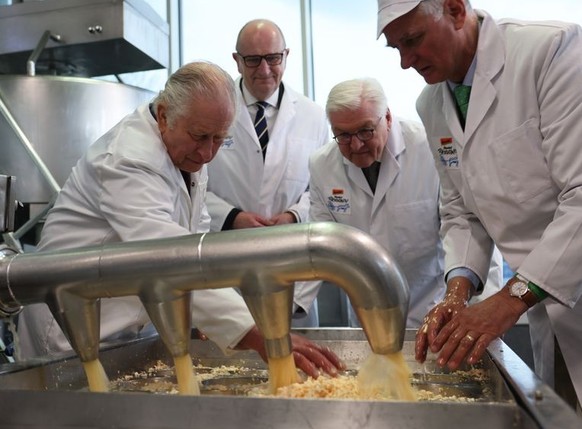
[
  {"x1": 437, "y1": 137, "x2": 459, "y2": 168},
  {"x1": 326, "y1": 188, "x2": 351, "y2": 215}
]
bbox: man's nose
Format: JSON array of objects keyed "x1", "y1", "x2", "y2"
[
  {"x1": 349, "y1": 135, "x2": 365, "y2": 149},
  {"x1": 400, "y1": 49, "x2": 415, "y2": 70},
  {"x1": 197, "y1": 141, "x2": 215, "y2": 162},
  {"x1": 256, "y1": 58, "x2": 271, "y2": 72}
]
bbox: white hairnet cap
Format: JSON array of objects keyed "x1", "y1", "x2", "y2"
[{"x1": 377, "y1": 0, "x2": 422, "y2": 38}]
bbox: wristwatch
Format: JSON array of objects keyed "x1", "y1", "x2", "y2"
[{"x1": 508, "y1": 276, "x2": 538, "y2": 308}]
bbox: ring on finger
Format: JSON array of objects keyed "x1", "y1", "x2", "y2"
[{"x1": 465, "y1": 334, "x2": 476, "y2": 342}]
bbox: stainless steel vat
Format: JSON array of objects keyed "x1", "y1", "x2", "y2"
[
  {"x1": 0, "y1": 75, "x2": 154, "y2": 204},
  {"x1": 0, "y1": 329, "x2": 580, "y2": 429}
]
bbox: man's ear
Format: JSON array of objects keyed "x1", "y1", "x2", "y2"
[
  {"x1": 385, "y1": 109, "x2": 393, "y2": 129},
  {"x1": 233, "y1": 52, "x2": 243, "y2": 74},
  {"x1": 444, "y1": 0, "x2": 467, "y2": 30},
  {"x1": 157, "y1": 103, "x2": 168, "y2": 133}
]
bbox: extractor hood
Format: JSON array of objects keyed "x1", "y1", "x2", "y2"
[{"x1": 0, "y1": 0, "x2": 169, "y2": 76}]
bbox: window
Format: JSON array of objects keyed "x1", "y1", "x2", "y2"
[
  {"x1": 180, "y1": 0, "x2": 304, "y2": 91},
  {"x1": 310, "y1": 0, "x2": 582, "y2": 121},
  {"x1": 311, "y1": 0, "x2": 424, "y2": 121}
]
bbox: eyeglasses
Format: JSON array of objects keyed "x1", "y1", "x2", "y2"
[
  {"x1": 237, "y1": 51, "x2": 286, "y2": 68},
  {"x1": 333, "y1": 116, "x2": 383, "y2": 145}
]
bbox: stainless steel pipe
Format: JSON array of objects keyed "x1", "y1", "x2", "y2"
[{"x1": 0, "y1": 222, "x2": 409, "y2": 362}]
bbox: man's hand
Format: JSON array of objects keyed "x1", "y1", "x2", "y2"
[
  {"x1": 232, "y1": 211, "x2": 274, "y2": 229},
  {"x1": 269, "y1": 211, "x2": 297, "y2": 225},
  {"x1": 232, "y1": 211, "x2": 296, "y2": 228},
  {"x1": 236, "y1": 326, "x2": 346, "y2": 379},
  {"x1": 417, "y1": 287, "x2": 527, "y2": 371},
  {"x1": 288, "y1": 332, "x2": 345, "y2": 378},
  {"x1": 415, "y1": 276, "x2": 473, "y2": 363}
]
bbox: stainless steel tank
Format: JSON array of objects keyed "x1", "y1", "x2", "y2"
[
  {"x1": 0, "y1": 75, "x2": 154, "y2": 204},
  {"x1": 0, "y1": 329, "x2": 580, "y2": 429}
]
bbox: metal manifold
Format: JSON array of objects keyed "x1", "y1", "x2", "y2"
[
  {"x1": 0, "y1": 222, "x2": 409, "y2": 363},
  {"x1": 0, "y1": 223, "x2": 580, "y2": 429}
]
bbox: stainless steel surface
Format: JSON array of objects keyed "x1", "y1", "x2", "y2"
[
  {"x1": 0, "y1": 329, "x2": 579, "y2": 428},
  {"x1": 487, "y1": 340, "x2": 582, "y2": 429},
  {"x1": 0, "y1": 175, "x2": 15, "y2": 233},
  {"x1": 241, "y1": 276, "x2": 295, "y2": 358},
  {"x1": 0, "y1": 223, "x2": 409, "y2": 362},
  {"x1": 0, "y1": 82, "x2": 61, "y2": 199},
  {"x1": 0, "y1": 0, "x2": 169, "y2": 76},
  {"x1": 0, "y1": 75, "x2": 154, "y2": 204}
]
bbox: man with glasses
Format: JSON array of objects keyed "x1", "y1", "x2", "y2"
[
  {"x1": 308, "y1": 77, "x2": 453, "y2": 327},
  {"x1": 206, "y1": 19, "x2": 329, "y2": 327}
]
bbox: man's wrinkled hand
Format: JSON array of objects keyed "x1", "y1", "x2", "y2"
[
  {"x1": 415, "y1": 276, "x2": 473, "y2": 363},
  {"x1": 236, "y1": 326, "x2": 346, "y2": 379},
  {"x1": 289, "y1": 332, "x2": 346, "y2": 378},
  {"x1": 429, "y1": 290, "x2": 525, "y2": 370}
]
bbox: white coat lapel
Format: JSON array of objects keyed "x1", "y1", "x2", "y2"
[
  {"x1": 269, "y1": 86, "x2": 297, "y2": 143},
  {"x1": 189, "y1": 168, "x2": 207, "y2": 230},
  {"x1": 372, "y1": 122, "x2": 404, "y2": 215},
  {"x1": 464, "y1": 11, "x2": 504, "y2": 143},
  {"x1": 172, "y1": 167, "x2": 191, "y2": 225},
  {"x1": 345, "y1": 157, "x2": 371, "y2": 196}
]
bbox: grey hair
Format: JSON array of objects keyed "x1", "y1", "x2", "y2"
[
  {"x1": 419, "y1": 0, "x2": 472, "y2": 19},
  {"x1": 153, "y1": 61, "x2": 236, "y2": 127},
  {"x1": 326, "y1": 78, "x2": 387, "y2": 119}
]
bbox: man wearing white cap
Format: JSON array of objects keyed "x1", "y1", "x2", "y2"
[{"x1": 377, "y1": 0, "x2": 582, "y2": 410}]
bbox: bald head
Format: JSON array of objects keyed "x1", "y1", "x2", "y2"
[
  {"x1": 236, "y1": 19, "x2": 286, "y2": 53},
  {"x1": 233, "y1": 19, "x2": 289, "y2": 100}
]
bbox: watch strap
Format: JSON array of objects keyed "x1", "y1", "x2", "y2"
[
  {"x1": 515, "y1": 274, "x2": 548, "y2": 307},
  {"x1": 527, "y1": 281, "x2": 548, "y2": 301}
]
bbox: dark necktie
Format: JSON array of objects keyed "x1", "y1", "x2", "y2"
[
  {"x1": 453, "y1": 85, "x2": 471, "y2": 128},
  {"x1": 362, "y1": 161, "x2": 381, "y2": 194},
  {"x1": 254, "y1": 101, "x2": 269, "y2": 159},
  {"x1": 180, "y1": 170, "x2": 191, "y2": 196}
]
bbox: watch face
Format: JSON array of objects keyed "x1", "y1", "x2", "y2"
[{"x1": 510, "y1": 280, "x2": 528, "y2": 297}]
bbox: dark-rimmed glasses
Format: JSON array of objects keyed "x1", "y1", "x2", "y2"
[
  {"x1": 237, "y1": 51, "x2": 286, "y2": 68},
  {"x1": 333, "y1": 116, "x2": 383, "y2": 145}
]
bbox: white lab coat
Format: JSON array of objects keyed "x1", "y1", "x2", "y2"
[
  {"x1": 309, "y1": 118, "x2": 501, "y2": 327},
  {"x1": 417, "y1": 10, "x2": 582, "y2": 400},
  {"x1": 206, "y1": 79, "x2": 329, "y2": 318},
  {"x1": 206, "y1": 78, "x2": 329, "y2": 226},
  {"x1": 309, "y1": 119, "x2": 444, "y2": 326},
  {"x1": 18, "y1": 103, "x2": 255, "y2": 359}
]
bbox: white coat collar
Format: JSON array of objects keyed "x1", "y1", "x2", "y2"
[
  {"x1": 461, "y1": 10, "x2": 505, "y2": 143},
  {"x1": 239, "y1": 78, "x2": 281, "y2": 108}
]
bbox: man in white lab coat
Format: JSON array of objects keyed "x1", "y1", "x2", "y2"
[
  {"x1": 378, "y1": 0, "x2": 582, "y2": 408},
  {"x1": 17, "y1": 61, "x2": 343, "y2": 378},
  {"x1": 206, "y1": 19, "x2": 329, "y2": 326},
  {"x1": 309, "y1": 77, "x2": 501, "y2": 328}
]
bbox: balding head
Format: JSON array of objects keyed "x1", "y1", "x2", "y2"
[
  {"x1": 233, "y1": 19, "x2": 289, "y2": 100},
  {"x1": 236, "y1": 19, "x2": 286, "y2": 53}
]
